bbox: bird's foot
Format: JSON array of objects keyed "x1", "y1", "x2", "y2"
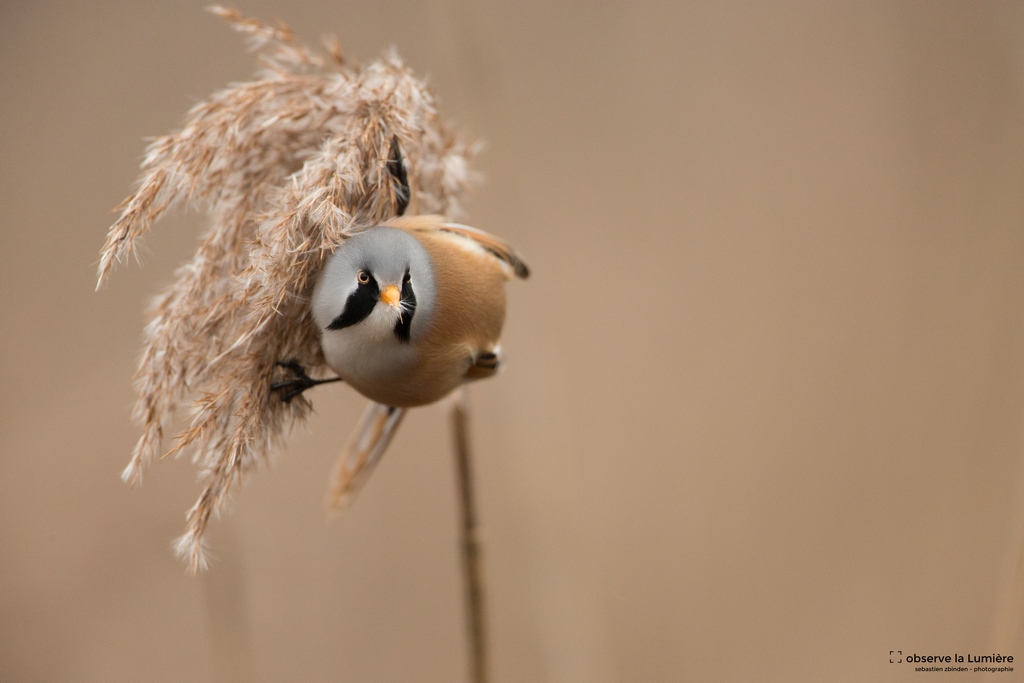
[
  {"x1": 465, "y1": 351, "x2": 501, "y2": 380},
  {"x1": 474, "y1": 351, "x2": 500, "y2": 370},
  {"x1": 271, "y1": 360, "x2": 342, "y2": 403}
]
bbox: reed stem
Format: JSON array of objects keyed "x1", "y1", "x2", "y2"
[{"x1": 450, "y1": 389, "x2": 489, "y2": 683}]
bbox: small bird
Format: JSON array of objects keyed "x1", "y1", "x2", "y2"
[{"x1": 277, "y1": 214, "x2": 529, "y2": 508}]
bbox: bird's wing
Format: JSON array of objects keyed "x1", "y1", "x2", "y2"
[
  {"x1": 387, "y1": 214, "x2": 530, "y2": 279},
  {"x1": 326, "y1": 401, "x2": 406, "y2": 512}
]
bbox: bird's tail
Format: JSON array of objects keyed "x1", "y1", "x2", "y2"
[{"x1": 326, "y1": 401, "x2": 406, "y2": 512}]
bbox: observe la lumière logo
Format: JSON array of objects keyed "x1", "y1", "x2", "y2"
[{"x1": 890, "y1": 650, "x2": 1014, "y2": 674}]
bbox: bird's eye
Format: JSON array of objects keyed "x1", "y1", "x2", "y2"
[{"x1": 357, "y1": 270, "x2": 370, "y2": 284}]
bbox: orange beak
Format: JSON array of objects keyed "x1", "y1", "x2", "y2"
[{"x1": 380, "y1": 285, "x2": 401, "y2": 307}]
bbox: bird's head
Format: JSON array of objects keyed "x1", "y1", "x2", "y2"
[{"x1": 312, "y1": 226, "x2": 436, "y2": 344}]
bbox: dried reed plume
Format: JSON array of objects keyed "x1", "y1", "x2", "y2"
[{"x1": 98, "y1": 6, "x2": 479, "y2": 572}]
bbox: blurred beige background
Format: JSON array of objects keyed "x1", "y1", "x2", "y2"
[{"x1": 4, "y1": 1, "x2": 1024, "y2": 681}]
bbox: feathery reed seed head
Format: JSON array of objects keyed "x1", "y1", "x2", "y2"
[{"x1": 98, "y1": 6, "x2": 479, "y2": 572}]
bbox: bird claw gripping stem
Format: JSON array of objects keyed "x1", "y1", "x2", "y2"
[{"x1": 270, "y1": 360, "x2": 342, "y2": 403}]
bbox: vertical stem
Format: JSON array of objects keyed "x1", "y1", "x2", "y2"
[{"x1": 451, "y1": 389, "x2": 489, "y2": 683}]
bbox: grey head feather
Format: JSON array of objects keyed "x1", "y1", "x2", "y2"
[{"x1": 312, "y1": 226, "x2": 436, "y2": 341}]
